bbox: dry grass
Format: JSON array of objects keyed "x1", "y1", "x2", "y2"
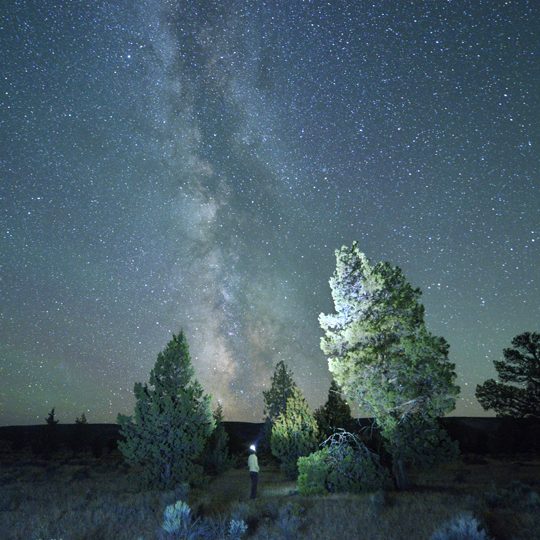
[{"x1": 0, "y1": 450, "x2": 539, "y2": 539}]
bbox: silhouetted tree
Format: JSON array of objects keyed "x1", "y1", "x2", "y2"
[
  {"x1": 75, "y1": 413, "x2": 87, "y2": 424},
  {"x1": 117, "y1": 330, "x2": 214, "y2": 487},
  {"x1": 314, "y1": 379, "x2": 353, "y2": 439},
  {"x1": 43, "y1": 407, "x2": 59, "y2": 454},
  {"x1": 319, "y1": 243, "x2": 459, "y2": 489},
  {"x1": 45, "y1": 408, "x2": 59, "y2": 425},
  {"x1": 476, "y1": 332, "x2": 540, "y2": 418},
  {"x1": 271, "y1": 386, "x2": 319, "y2": 479}
]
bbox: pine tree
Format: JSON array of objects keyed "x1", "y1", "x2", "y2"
[
  {"x1": 117, "y1": 330, "x2": 214, "y2": 488},
  {"x1": 314, "y1": 379, "x2": 353, "y2": 439},
  {"x1": 204, "y1": 403, "x2": 234, "y2": 475},
  {"x1": 476, "y1": 332, "x2": 540, "y2": 418},
  {"x1": 319, "y1": 243, "x2": 459, "y2": 489},
  {"x1": 271, "y1": 386, "x2": 319, "y2": 479}
]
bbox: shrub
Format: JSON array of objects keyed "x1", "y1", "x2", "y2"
[
  {"x1": 484, "y1": 480, "x2": 540, "y2": 510},
  {"x1": 297, "y1": 431, "x2": 390, "y2": 495},
  {"x1": 431, "y1": 513, "x2": 492, "y2": 540},
  {"x1": 276, "y1": 502, "x2": 304, "y2": 540},
  {"x1": 160, "y1": 500, "x2": 247, "y2": 540},
  {"x1": 297, "y1": 448, "x2": 331, "y2": 495}
]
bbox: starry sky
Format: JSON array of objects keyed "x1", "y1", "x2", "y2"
[{"x1": 1, "y1": 0, "x2": 539, "y2": 425}]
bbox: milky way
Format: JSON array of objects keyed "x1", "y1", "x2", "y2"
[{"x1": 1, "y1": 1, "x2": 539, "y2": 424}]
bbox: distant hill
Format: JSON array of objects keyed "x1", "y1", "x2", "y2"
[{"x1": 0, "y1": 418, "x2": 538, "y2": 457}]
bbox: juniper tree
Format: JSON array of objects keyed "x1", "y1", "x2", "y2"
[
  {"x1": 314, "y1": 379, "x2": 353, "y2": 439},
  {"x1": 262, "y1": 360, "x2": 298, "y2": 449},
  {"x1": 319, "y1": 243, "x2": 459, "y2": 489},
  {"x1": 271, "y1": 386, "x2": 319, "y2": 479},
  {"x1": 476, "y1": 332, "x2": 540, "y2": 418},
  {"x1": 117, "y1": 330, "x2": 214, "y2": 488},
  {"x1": 204, "y1": 403, "x2": 234, "y2": 475},
  {"x1": 263, "y1": 360, "x2": 298, "y2": 422}
]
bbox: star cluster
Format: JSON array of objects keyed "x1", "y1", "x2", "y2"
[{"x1": 1, "y1": 0, "x2": 539, "y2": 424}]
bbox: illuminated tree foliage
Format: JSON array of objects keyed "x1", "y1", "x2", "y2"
[
  {"x1": 117, "y1": 331, "x2": 214, "y2": 488},
  {"x1": 261, "y1": 360, "x2": 299, "y2": 450},
  {"x1": 314, "y1": 379, "x2": 353, "y2": 439},
  {"x1": 476, "y1": 332, "x2": 540, "y2": 418},
  {"x1": 319, "y1": 243, "x2": 459, "y2": 489},
  {"x1": 271, "y1": 386, "x2": 319, "y2": 479}
]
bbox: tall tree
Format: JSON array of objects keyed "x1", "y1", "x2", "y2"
[
  {"x1": 476, "y1": 332, "x2": 540, "y2": 418},
  {"x1": 117, "y1": 330, "x2": 214, "y2": 488},
  {"x1": 271, "y1": 386, "x2": 319, "y2": 479},
  {"x1": 319, "y1": 243, "x2": 459, "y2": 489},
  {"x1": 263, "y1": 360, "x2": 298, "y2": 422},
  {"x1": 261, "y1": 361, "x2": 299, "y2": 450},
  {"x1": 314, "y1": 379, "x2": 353, "y2": 439}
]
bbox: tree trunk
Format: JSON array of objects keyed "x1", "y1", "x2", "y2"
[{"x1": 392, "y1": 457, "x2": 410, "y2": 490}]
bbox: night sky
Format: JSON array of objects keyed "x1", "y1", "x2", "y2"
[{"x1": 1, "y1": 1, "x2": 539, "y2": 425}]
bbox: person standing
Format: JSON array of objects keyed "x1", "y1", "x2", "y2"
[{"x1": 248, "y1": 445, "x2": 259, "y2": 499}]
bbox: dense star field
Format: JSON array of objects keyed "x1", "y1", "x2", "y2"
[{"x1": 1, "y1": 1, "x2": 538, "y2": 424}]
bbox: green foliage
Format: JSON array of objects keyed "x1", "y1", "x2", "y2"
[
  {"x1": 117, "y1": 330, "x2": 215, "y2": 488},
  {"x1": 319, "y1": 243, "x2": 459, "y2": 487},
  {"x1": 476, "y1": 332, "x2": 540, "y2": 418},
  {"x1": 297, "y1": 448, "x2": 331, "y2": 495},
  {"x1": 204, "y1": 404, "x2": 234, "y2": 475},
  {"x1": 270, "y1": 386, "x2": 319, "y2": 479},
  {"x1": 75, "y1": 413, "x2": 87, "y2": 424},
  {"x1": 297, "y1": 431, "x2": 390, "y2": 495},
  {"x1": 314, "y1": 379, "x2": 353, "y2": 438},
  {"x1": 45, "y1": 408, "x2": 59, "y2": 425},
  {"x1": 262, "y1": 360, "x2": 299, "y2": 451}
]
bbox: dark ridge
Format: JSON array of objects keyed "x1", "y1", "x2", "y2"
[{"x1": 0, "y1": 418, "x2": 538, "y2": 457}]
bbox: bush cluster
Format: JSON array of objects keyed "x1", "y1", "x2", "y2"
[{"x1": 297, "y1": 431, "x2": 390, "y2": 495}]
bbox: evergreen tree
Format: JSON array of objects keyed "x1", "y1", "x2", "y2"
[
  {"x1": 314, "y1": 379, "x2": 353, "y2": 439},
  {"x1": 261, "y1": 360, "x2": 299, "y2": 450},
  {"x1": 117, "y1": 330, "x2": 214, "y2": 488},
  {"x1": 263, "y1": 360, "x2": 298, "y2": 422},
  {"x1": 319, "y1": 243, "x2": 459, "y2": 489},
  {"x1": 476, "y1": 332, "x2": 540, "y2": 418},
  {"x1": 204, "y1": 403, "x2": 234, "y2": 475},
  {"x1": 45, "y1": 408, "x2": 59, "y2": 425},
  {"x1": 271, "y1": 386, "x2": 319, "y2": 479},
  {"x1": 75, "y1": 413, "x2": 87, "y2": 424}
]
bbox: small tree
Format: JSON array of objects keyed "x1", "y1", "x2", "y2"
[
  {"x1": 117, "y1": 330, "x2": 214, "y2": 488},
  {"x1": 204, "y1": 403, "x2": 234, "y2": 475},
  {"x1": 319, "y1": 243, "x2": 459, "y2": 489},
  {"x1": 314, "y1": 379, "x2": 353, "y2": 439},
  {"x1": 271, "y1": 386, "x2": 319, "y2": 479},
  {"x1": 45, "y1": 408, "x2": 59, "y2": 425},
  {"x1": 476, "y1": 332, "x2": 540, "y2": 418},
  {"x1": 75, "y1": 413, "x2": 87, "y2": 424}
]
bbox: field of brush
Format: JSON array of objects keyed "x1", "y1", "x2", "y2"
[{"x1": 1, "y1": 446, "x2": 539, "y2": 540}]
